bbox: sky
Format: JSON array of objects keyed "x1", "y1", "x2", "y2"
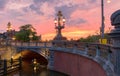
[{"x1": 0, "y1": 0, "x2": 119, "y2": 40}]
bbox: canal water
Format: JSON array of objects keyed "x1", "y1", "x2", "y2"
[{"x1": 7, "y1": 60, "x2": 69, "y2": 76}]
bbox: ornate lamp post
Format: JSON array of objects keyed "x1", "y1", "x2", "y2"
[
  {"x1": 29, "y1": 27, "x2": 34, "y2": 42},
  {"x1": 29, "y1": 33, "x2": 33, "y2": 42},
  {"x1": 7, "y1": 22, "x2": 13, "y2": 41},
  {"x1": 7, "y1": 22, "x2": 12, "y2": 32},
  {"x1": 54, "y1": 11, "x2": 66, "y2": 40}
]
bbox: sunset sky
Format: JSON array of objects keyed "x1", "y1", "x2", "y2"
[{"x1": 0, "y1": 0, "x2": 119, "y2": 40}]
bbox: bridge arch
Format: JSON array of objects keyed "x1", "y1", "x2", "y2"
[
  {"x1": 13, "y1": 50, "x2": 48, "y2": 65},
  {"x1": 53, "y1": 51, "x2": 107, "y2": 76},
  {"x1": 49, "y1": 45, "x2": 114, "y2": 76}
]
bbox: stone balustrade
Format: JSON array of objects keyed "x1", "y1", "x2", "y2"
[
  {"x1": 0, "y1": 41, "x2": 52, "y2": 48},
  {"x1": 50, "y1": 41, "x2": 115, "y2": 76}
]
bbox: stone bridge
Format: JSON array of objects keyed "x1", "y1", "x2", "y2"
[
  {"x1": 0, "y1": 41, "x2": 115, "y2": 76},
  {"x1": 0, "y1": 42, "x2": 52, "y2": 59}
]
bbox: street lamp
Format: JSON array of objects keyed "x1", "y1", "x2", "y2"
[
  {"x1": 6, "y1": 22, "x2": 13, "y2": 44},
  {"x1": 100, "y1": 0, "x2": 111, "y2": 43},
  {"x1": 54, "y1": 11, "x2": 66, "y2": 40},
  {"x1": 29, "y1": 33, "x2": 33, "y2": 42},
  {"x1": 12, "y1": 36, "x2": 16, "y2": 41},
  {"x1": 7, "y1": 22, "x2": 12, "y2": 32},
  {"x1": 29, "y1": 26, "x2": 34, "y2": 42},
  {"x1": 107, "y1": 0, "x2": 111, "y2": 3}
]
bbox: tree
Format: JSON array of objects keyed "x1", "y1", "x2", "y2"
[
  {"x1": 15, "y1": 24, "x2": 40, "y2": 42},
  {"x1": 78, "y1": 33, "x2": 109, "y2": 43}
]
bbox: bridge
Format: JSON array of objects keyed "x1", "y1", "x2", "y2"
[
  {"x1": 0, "y1": 10, "x2": 120, "y2": 76},
  {"x1": 0, "y1": 40, "x2": 115, "y2": 76}
]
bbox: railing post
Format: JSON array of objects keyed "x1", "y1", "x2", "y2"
[
  {"x1": 44, "y1": 42, "x2": 46, "y2": 48},
  {"x1": 85, "y1": 44, "x2": 88, "y2": 55},
  {"x1": 19, "y1": 56, "x2": 22, "y2": 70},
  {"x1": 3, "y1": 59, "x2": 7, "y2": 75},
  {"x1": 108, "y1": 47, "x2": 112, "y2": 62},
  {"x1": 28, "y1": 42, "x2": 30, "y2": 46},
  {"x1": 73, "y1": 43, "x2": 77, "y2": 51},
  {"x1": 72, "y1": 43, "x2": 77, "y2": 53},
  {"x1": 74, "y1": 43, "x2": 77, "y2": 48},
  {"x1": 36, "y1": 42, "x2": 38, "y2": 46},
  {"x1": 95, "y1": 45, "x2": 100, "y2": 58},
  {"x1": 15, "y1": 41, "x2": 17, "y2": 46},
  {"x1": 64, "y1": 42, "x2": 66, "y2": 48},
  {"x1": 10, "y1": 58, "x2": 13, "y2": 66},
  {"x1": 37, "y1": 42, "x2": 39, "y2": 46},
  {"x1": 52, "y1": 42, "x2": 55, "y2": 47},
  {"x1": 21, "y1": 42, "x2": 23, "y2": 46}
]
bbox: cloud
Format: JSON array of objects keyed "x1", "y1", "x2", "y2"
[
  {"x1": 88, "y1": 0, "x2": 97, "y2": 3},
  {"x1": 0, "y1": 0, "x2": 99, "y2": 25},
  {"x1": 33, "y1": 0, "x2": 46, "y2": 3},
  {"x1": 55, "y1": 4, "x2": 78, "y2": 19},
  {"x1": 68, "y1": 18, "x2": 87, "y2": 26},
  {"x1": 39, "y1": 2, "x2": 55, "y2": 17},
  {"x1": 6, "y1": 0, "x2": 32, "y2": 10},
  {"x1": 29, "y1": 4, "x2": 43, "y2": 15},
  {"x1": 0, "y1": 0, "x2": 8, "y2": 10},
  {"x1": 27, "y1": 0, "x2": 99, "y2": 20}
]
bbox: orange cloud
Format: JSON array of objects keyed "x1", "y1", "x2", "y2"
[{"x1": 42, "y1": 30, "x2": 95, "y2": 41}]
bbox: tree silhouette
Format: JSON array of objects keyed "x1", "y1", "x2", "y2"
[{"x1": 15, "y1": 24, "x2": 39, "y2": 42}]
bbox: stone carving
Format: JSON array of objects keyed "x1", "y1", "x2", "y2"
[{"x1": 111, "y1": 10, "x2": 120, "y2": 25}]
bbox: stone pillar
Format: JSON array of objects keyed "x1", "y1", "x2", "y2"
[
  {"x1": 48, "y1": 50, "x2": 54, "y2": 70},
  {"x1": 109, "y1": 10, "x2": 120, "y2": 76}
]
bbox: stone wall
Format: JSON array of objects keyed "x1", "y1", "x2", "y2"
[{"x1": 54, "y1": 51, "x2": 107, "y2": 76}]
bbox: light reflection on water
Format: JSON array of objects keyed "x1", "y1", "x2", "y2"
[{"x1": 7, "y1": 61, "x2": 68, "y2": 76}]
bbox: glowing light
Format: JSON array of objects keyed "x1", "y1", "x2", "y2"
[
  {"x1": 33, "y1": 59, "x2": 37, "y2": 64},
  {"x1": 11, "y1": 66, "x2": 14, "y2": 69},
  {"x1": 63, "y1": 18, "x2": 66, "y2": 23},
  {"x1": 29, "y1": 34, "x2": 33, "y2": 38},
  {"x1": 34, "y1": 66, "x2": 37, "y2": 72},
  {"x1": 12, "y1": 56, "x2": 14, "y2": 58},
  {"x1": 54, "y1": 19, "x2": 57, "y2": 24},
  {"x1": 107, "y1": 0, "x2": 111, "y2": 3},
  {"x1": 12, "y1": 36, "x2": 16, "y2": 40},
  {"x1": 31, "y1": 28, "x2": 34, "y2": 32}
]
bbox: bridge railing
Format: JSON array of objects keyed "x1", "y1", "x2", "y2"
[
  {"x1": 0, "y1": 57, "x2": 22, "y2": 76},
  {"x1": 1, "y1": 41, "x2": 52, "y2": 48},
  {"x1": 1, "y1": 41, "x2": 114, "y2": 65},
  {"x1": 52, "y1": 41, "x2": 113, "y2": 65}
]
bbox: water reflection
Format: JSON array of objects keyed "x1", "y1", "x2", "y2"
[{"x1": 7, "y1": 60, "x2": 68, "y2": 76}]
